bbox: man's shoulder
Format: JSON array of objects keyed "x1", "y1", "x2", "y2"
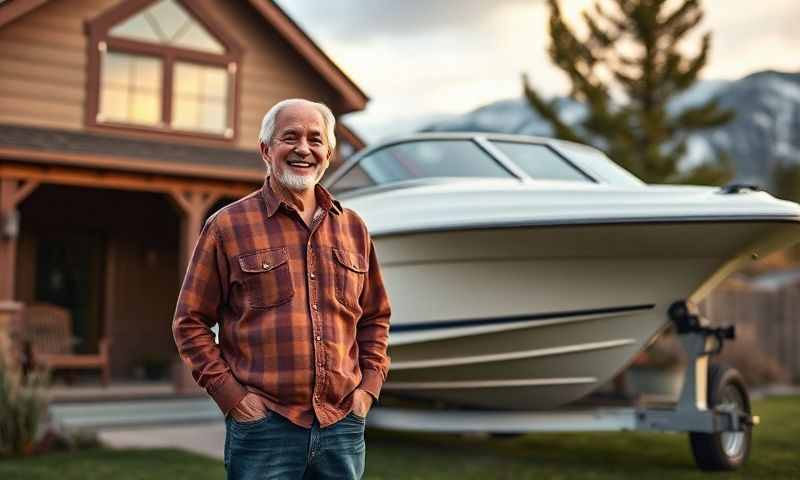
[
  {"x1": 205, "y1": 190, "x2": 263, "y2": 231},
  {"x1": 337, "y1": 207, "x2": 369, "y2": 230}
]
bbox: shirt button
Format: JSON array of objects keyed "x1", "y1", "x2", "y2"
[
  {"x1": 312, "y1": 304, "x2": 318, "y2": 310},
  {"x1": 316, "y1": 335, "x2": 321, "y2": 341},
  {"x1": 310, "y1": 272, "x2": 316, "y2": 279},
  {"x1": 262, "y1": 263, "x2": 270, "y2": 270}
]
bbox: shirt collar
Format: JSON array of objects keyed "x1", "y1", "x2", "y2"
[{"x1": 261, "y1": 176, "x2": 342, "y2": 218}]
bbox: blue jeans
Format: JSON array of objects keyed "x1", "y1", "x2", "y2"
[{"x1": 224, "y1": 410, "x2": 366, "y2": 480}]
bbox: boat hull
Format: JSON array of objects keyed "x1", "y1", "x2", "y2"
[{"x1": 375, "y1": 220, "x2": 800, "y2": 410}]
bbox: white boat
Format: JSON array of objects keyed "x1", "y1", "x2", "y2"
[{"x1": 324, "y1": 133, "x2": 800, "y2": 410}]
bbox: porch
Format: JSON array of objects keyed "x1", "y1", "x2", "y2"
[{"x1": 0, "y1": 137, "x2": 261, "y2": 388}]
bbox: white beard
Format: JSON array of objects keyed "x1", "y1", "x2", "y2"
[
  {"x1": 277, "y1": 169, "x2": 317, "y2": 191},
  {"x1": 273, "y1": 159, "x2": 329, "y2": 192}
]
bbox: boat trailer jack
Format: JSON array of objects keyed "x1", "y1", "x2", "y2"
[{"x1": 634, "y1": 301, "x2": 758, "y2": 434}]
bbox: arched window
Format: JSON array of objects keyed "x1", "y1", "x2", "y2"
[{"x1": 86, "y1": 0, "x2": 242, "y2": 140}]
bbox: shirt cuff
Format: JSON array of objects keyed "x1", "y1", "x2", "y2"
[
  {"x1": 358, "y1": 368, "x2": 384, "y2": 402},
  {"x1": 207, "y1": 375, "x2": 248, "y2": 416}
]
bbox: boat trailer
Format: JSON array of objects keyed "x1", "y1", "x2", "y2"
[{"x1": 367, "y1": 301, "x2": 756, "y2": 471}]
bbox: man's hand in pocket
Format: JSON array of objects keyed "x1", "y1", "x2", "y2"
[{"x1": 229, "y1": 393, "x2": 267, "y2": 422}]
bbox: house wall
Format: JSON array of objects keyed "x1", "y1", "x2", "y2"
[{"x1": 0, "y1": 0, "x2": 341, "y2": 150}]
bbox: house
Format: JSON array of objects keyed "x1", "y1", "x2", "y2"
[{"x1": 0, "y1": 0, "x2": 367, "y2": 381}]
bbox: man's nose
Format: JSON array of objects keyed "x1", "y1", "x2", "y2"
[{"x1": 293, "y1": 139, "x2": 311, "y2": 156}]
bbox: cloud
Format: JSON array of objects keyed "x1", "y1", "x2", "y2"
[
  {"x1": 275, "y1": 0, "x2": 800, "y2": 139},
  {"x1": 276, "y1": 0, "x2": 539, "y2": 41}
]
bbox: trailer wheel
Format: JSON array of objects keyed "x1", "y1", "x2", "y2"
[{"x1": 689, "y1": 364, "x2": 752, "y2": 471}]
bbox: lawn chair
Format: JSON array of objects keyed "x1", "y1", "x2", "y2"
[{"x1": 22, "y1": 303, "x2": 111, "y2": 386}]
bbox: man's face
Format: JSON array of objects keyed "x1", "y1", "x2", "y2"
[{"x1": 261, "y1": 103, "x2": 332, "y2": 192}]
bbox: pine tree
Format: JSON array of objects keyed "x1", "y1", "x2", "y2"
[{"x1": 524, "y1": 0, "x2": 734, "y2": 184}]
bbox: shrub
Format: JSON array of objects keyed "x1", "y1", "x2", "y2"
[{"x1": 0, "y1": 346, "x2": 50, "y2": 457}]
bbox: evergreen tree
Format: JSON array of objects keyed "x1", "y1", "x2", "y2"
[
  {"x1": 773, "y1": 163, "x2": 800, "y2": 203},
  {"x1": 524, "y1": 0, "x2": 734, "y2": 184}
]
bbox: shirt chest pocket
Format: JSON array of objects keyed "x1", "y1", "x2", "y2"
[
  {"x1": 332, "y1": 248, "x2": 367, "y2": 310},
  {"x1": 238, "y1": 248, "x2": 294, "y2": 309}
]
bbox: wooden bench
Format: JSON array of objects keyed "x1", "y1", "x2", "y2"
[{"x1": 23, "y1": 303, "x2": 111, "y2": 386}]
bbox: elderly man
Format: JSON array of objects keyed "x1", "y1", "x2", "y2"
[{"x1": 173, "y1": 98, "x2": 391, "y2": 480}]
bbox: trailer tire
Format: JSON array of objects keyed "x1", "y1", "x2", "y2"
[{"x1": 689, "y1": 364, "x2": 751, "y2": 471}]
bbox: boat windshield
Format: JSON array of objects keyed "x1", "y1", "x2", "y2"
[
  {"x1": 489, "y1": 141, "x2": 593, "y2": 183},
  {"x1": 329, "y1": 140, "x2": 515, "y2": 194},
  {"x1": 553, "y1": 142, "x2": 645, "y2": 186}
]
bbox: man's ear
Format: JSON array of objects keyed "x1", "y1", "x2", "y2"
[{"x1": 259, "y1": 141, "x2": 270, "y2": 160}]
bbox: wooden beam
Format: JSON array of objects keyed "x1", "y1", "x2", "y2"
[
  {"x1": 0, "y1": 146, "x2": 264, "y2": 183},
  {"x1": 0, "y1": 163, "x2": 256, "y2": 198},
  {"x1": 11, "y1": 180, "x2": 39, "y2": 205},
  {"x1": 0, "y1": 178, "x2": 39, "y2": 300},
  {"x1": 170, "y1": 189, "x2": 224, "y2": 282}
]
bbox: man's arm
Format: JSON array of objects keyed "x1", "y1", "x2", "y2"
[
  {"x1": 356, "y1": 238, "x2": 391, "y2": 401},
  {"x1": 172, "y1": 220, "x2": 247, "y2": 415}
]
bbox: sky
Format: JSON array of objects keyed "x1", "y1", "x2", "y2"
[{"x1": 275, "y1": 0, "x2": 800, "y2": 141}]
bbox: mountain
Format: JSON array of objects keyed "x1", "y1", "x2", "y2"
[{"x1": 421, "y1": 71, "x2": 800, "y2": 187}]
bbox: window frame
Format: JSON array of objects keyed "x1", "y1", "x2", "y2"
[{"x1": 85, "y1": 0, "x2": 243, "y2": 143}]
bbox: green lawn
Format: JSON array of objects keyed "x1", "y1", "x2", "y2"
[{"x1": 2, "y1": 396, "x2": 798, "y2": 480}]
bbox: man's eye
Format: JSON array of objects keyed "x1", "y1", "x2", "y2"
[{"x1": 310, "y1": 139, "x2": 323, "y2": 146}]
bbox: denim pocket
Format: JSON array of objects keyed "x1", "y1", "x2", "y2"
[
  {"x1": 346, "y1": 410, "x2": 367, "y2": 424},
  {"x1": 230, "y1": 412, "x2": 272, "y2": 430}
]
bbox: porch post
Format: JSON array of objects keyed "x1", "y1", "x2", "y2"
[
  {"x1": 0, "y1": 301, "x2": 23, "y2": 367},
  {"x1": 169, "y1": 190, "x2": 221, "y2": 282},
  {"x1": 0, "y1": 178, "x2": 39, "y2": 300}
]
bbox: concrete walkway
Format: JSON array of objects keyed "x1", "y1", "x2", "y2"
[{"x1": 98, "y1": 422, "x2": 226, "y2": 460}]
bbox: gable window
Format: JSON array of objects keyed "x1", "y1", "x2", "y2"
[{"x1": 87, "y1": 0, "x2": 241, "y2": 140}]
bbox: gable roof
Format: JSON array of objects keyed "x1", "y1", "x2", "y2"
[{"x1": 0, "y1": 0, "x2": 368, "y2": 113}]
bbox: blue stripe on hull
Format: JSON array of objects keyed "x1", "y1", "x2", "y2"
[{"x1": 390, "y1": 304, "x2": 655, "y2": 333}]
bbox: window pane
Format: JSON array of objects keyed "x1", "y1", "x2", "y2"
[
  {"x1": 99, "y1": 87, "x2": 128, "y2": 122},
  {"x1": 491, "y1": 141, "x2": 591, "y2": 182},
  {"x1": 203, "y1": 68, "x2": 228, "y2": 98},
  {"x1": 129, "y1": 91, "x2": 161, "y2": 124},
  {"x1": 99, "y1": 51, "x2": 162, "y2": 126},
  {"x1": 108, "y1": 0, "x2": 224, "y2": 54},
  {"x1": 109, "y1": 13, "x2": 161, "y2": 43},
  {"x1": 149, "y1": 0, "x2": 190, "y2": 40},
  {"x1": 171, "y1": 62, "x2": 229, "y2": 134},
  {"x1": 102, "y1": 52, "x2": 131, "y2": 87},
  {"x1": 132, "y1": 56, "x2": 161, "y2": 91},
  {"x1": 554, "y1": 142, "x2": 645, "y2": 186},
  {"x1": 174, "y1": 63, "x2": 201, "y2": 96},
  {"x1": 334, "y1": 140, "x2": 513, "y2": 190},
  {"x1": 172, "y1": 98, "x2": 198, "y2": 128},
  {"x1": 329, "y1": 164, "x2": 374, "y2": 194},
  {"x1": 174, "y1": 23, "x2": 225, "y2": 54},
  {"x1": 201, "y1": 101, "x2": 226, "y2": 132}
]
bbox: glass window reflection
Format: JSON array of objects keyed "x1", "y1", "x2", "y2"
[{"x1": 171, "y1": 62, "x2": 228, "y2": 133}]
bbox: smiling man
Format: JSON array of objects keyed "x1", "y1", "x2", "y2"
[{"x1": 173, "y1": 99, "x2": 391, "y2": 480}]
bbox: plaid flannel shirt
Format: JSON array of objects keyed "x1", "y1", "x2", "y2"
[{"x1": 172, "y1": 178, "x2": 391, "y2": 428}]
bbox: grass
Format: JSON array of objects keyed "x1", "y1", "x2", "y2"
[{"x1": 1, "y1": 396, "x2": 797, "y2": 479}]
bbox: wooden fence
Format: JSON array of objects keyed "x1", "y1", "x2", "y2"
[{"x1": 699, "y1": 273, "x2": 800, "y2": 383}]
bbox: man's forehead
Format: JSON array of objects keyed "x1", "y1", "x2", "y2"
[{"x1": 275, "y1": 104, "x2": 325, "y2": 133}]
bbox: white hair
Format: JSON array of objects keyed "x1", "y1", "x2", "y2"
[{"x1": 258, "y1": 98, "x2": 337, "y2": 151}]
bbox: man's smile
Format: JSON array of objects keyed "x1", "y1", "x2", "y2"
[{"x1": 286, "y1": 159, "x2": 315, "y2": 169}]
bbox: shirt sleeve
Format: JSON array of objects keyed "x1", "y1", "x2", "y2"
[
  {"x1": 356, "y1": 238, "x2": 391, "y2": 401},
  {"x1": 172, "y1": 219, "x2": 247, "y2": 415}
]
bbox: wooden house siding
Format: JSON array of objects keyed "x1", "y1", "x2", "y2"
[
  {"x1": 0, "y1": 0, "x2": 106, "y2": 130},
  {"x1": 0, "y1": 0, "x2": 344, "y2": 150}
]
